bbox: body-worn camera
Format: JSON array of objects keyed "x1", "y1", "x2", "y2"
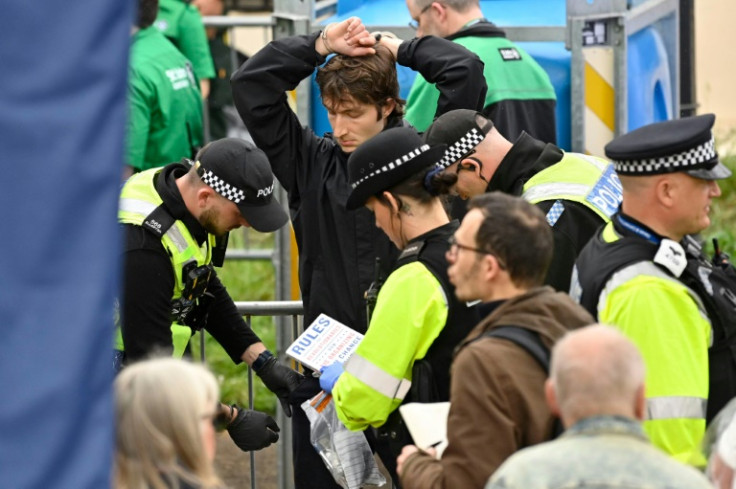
[{"x1": 171, "y1": 262, "x2": 214, "y2": 329}]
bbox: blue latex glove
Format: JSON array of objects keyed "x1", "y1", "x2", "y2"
[{"x1": 319, "y1": 361, "x2": 345, "y2": 393}]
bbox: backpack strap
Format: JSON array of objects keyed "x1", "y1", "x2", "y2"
[
  {"x1": 480, "y1": 325, "x2": 564, "y2": 438},
  {"x1": 483, "y1": 326, "x2": 551, "y2": 373}
]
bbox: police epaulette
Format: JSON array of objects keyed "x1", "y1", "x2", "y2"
[
  {"x1": 397, "y1": 240, "x2": 426, "y2": 263},
  {"x1": 142, "y1": 204, "x2": 176, "y2": 238}
]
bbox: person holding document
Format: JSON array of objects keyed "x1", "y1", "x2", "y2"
[
  {"x1": 318, "y1": 127, "x2": 478, "y2": 484},
  {"x1": 396, "y1": 192, "x2": 593, "y2": 489}
]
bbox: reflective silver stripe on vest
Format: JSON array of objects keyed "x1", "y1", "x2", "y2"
[
  {"x1": 598, "y1": 261, "x2": 709, "y2": 320},
  {"x1": 576, "y1": 153, "x2": 610, "y2": 172},
  {"x1": 344, "y1": 353, "x2": 412, "y2": 401},
  {"x1": 646, "y1": 396, "x2": 707, "y2": 420},
  {"x1": 119, "y1": 198, "x2": 190, "y2": 253},
  {"x1": 119, "y1": 197, "x2": 157, "y2": 216},
  {"x1": 522, "y1": 183, "x2": 591, "y2": 203}
]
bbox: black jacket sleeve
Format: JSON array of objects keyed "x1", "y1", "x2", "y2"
[
  {"x1": 203, "y1": 272, "x2": 262, "y2": 363},
  {"x1": 534, "y1": 200, "x2": 604, "y2": 292},
  {"x1": 231, "y1": 33, "x2": 326, "y2": 195},
  {"x1": 120, "y1": 225, "x2": 181, "y2": 362},
  {"x1": 397, "y1": 36, "x2": 487, "y2": 120}
]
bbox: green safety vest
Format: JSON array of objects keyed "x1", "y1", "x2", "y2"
[
  {"x1": 522, "y1": 152, "x2": 621, "y2": 221},
  {"x1": 116, "y1": 168, "x2": 215, "y2": 357}
]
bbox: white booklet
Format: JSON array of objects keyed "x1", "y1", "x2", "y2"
[
  {"x1": 286, "y1": 314, "x2": 363, "y2": 371},
  {"x1": 399, "y1": 402, "x2": 451, "y2": 458}
]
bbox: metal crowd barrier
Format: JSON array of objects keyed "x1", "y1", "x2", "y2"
[{"x1": 223, "y1": 301, "x2": 303, "y2": 489}]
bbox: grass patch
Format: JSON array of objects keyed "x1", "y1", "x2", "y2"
[{"x1": 193, "y1": 229, "x2": 279, "y2": 414}]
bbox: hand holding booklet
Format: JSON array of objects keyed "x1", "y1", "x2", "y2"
[
  {"x1": 399, "y1": 402, "x2": 451, "y2": 458},
  {"x1": 286, "y1": 314, "x2": 363, "y2": 371}
]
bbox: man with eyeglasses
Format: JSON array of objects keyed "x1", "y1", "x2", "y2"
[
  {"x1": 404, "y1": 0, "x2": 556, "y2": 143},
  {"x1": 424, "y1": 108, "x2": 621, "y2": 292},
  {"x1": 396, "y1": 192, "x2": 593, "y2": 489}
]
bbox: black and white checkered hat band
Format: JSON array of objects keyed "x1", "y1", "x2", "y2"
[
  {"x1": 613, "y1": 137, "x2": 717, "y2": 175},
  {"x1": 351, "y1": 144, "x2": 431, "y2": 190},
  {"x1": 437, "y1": 128, "x2": 485, "y2": 169},
  {"x1": 201, "y1": 169, "x2": 246, "y2": 203}
]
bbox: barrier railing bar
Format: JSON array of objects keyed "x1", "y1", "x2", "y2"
[
  {"x1": 246, "y1": 314, "x2": 258, "y2": 489},
  {"x1": 221, "y1": 303, "x2": 303, "y2": 489},
  {"x1": 235, "y1": 301, "x2": 304, "y2": 316},
  {"x1": 226, "y1": 249, "x2": 275, "y2": 260}
]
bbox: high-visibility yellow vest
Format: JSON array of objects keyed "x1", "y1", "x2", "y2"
[
  {"x1": 573, "y1": 220, "x2": 710, "y2": 467},
  {"x1": 522, "y1": 152, "x2": 621, "y2": 221},
  {"x1": 116, "y1": 168, "x2": 214, "y2": 357}
]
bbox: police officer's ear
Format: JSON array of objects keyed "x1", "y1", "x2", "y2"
[
  {"x1": 458, "y1": 157, "x2": 486, "y2": 182},
  {"x1": 654, "y1": 173, "x2": 681, "y2": 210},
  {"x1": 196, "y1": 186, "x2": 217, "y2": 210},
  {"x1": 381, "y1": 191, "x2": 402, "y2": 216}
]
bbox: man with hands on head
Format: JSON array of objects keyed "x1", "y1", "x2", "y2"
[
  {"x1": 232, "y1": 16, "x2": 486, "y2": 488},
  {"x1": 117, "y1": 138, "x2": 304, "y2": 451}
]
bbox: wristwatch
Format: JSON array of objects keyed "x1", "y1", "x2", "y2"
[{"x1": 252, "y1": 350, "x2": 274, "y2": 372}]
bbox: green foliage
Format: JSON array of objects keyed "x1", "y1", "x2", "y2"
[
  {"x1": 706, "y1": 153, "x2": 736, "y2": 257},
  {"x1": 193, "y1": 229, "x2": 279, "y2": 414}
]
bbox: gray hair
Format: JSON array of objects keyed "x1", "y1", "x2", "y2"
[
  {"x1": 114, "y1": 357, "x2": 222, "y2": 489},
  {"x1": 550, "y1": 324, "x2": 645, "y2": 421}
]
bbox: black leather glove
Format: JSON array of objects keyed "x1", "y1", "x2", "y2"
[
  {"x1": 227, "y1": 407, "x2": 280, "y2": 452},
  {"x1": 254, "y1": 353, "x2": 304, "y2": 417}
]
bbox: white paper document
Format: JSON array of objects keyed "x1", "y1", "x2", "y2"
[
  {"x1": 286, "y1": 314, "x2": 364, "y2": 371},
  {"x1": 399, "y1": 402, "x2": 451, "y2": 458}
]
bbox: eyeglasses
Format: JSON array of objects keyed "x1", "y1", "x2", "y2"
[
  {"x1": 408, "y1": 3, "x2": 433, "y2": 30},
  {"x1": 447, "y1": 236, "x2": 506, "y2": 269}
]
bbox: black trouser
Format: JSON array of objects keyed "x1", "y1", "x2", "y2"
[{"x1": 289, "y1": 376, "x2": 400, "y2": 488}]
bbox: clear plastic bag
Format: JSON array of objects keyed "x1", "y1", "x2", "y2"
[{"x1": 301, "y1": 391, "x2": 386, "y2": 489}]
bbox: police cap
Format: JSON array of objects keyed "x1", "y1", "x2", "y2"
[
  {"x1": 346, "y1": 127, "x2": 446, "y2": 210},
  {"x1": 196, "y1": 138, "x2": 289, "y2": 232},
  {"x1": 605, "y1": 114, "x2": 731, "y2": 180},
  {"x1": 423, "y1": 109, "x2": 494, "y2": 170}
]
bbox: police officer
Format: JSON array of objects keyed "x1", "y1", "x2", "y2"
[
  {"x1": 318, "y1": 127, "x2": 478, "y2": 482},
  {"x1": 117, "y1": 138, "x2": 304, "y2": 449},
  {"x1": 423, "y1": 109, "x2": 622, "y2": 291},
  {"x1": 571, "y1": 113, "x2": 736, "y2": 467}
]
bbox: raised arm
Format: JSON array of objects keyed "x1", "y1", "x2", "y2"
[
  {"x1": 394, "y1": 35, "x2": 487, "y2": 120},
  {"x1": 231, "y1": 18, "x2": 375, "y2": 193}
]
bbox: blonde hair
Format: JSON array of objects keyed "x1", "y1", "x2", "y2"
[{"x1": 114, "y1": 357, "x2": 223, "y2": 489}]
